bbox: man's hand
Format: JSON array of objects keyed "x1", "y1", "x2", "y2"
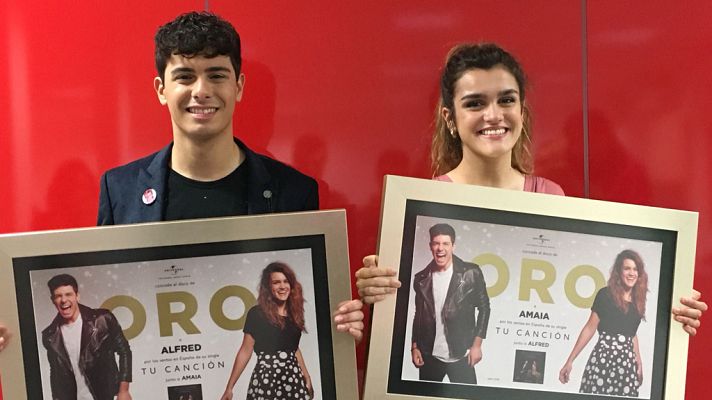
[
  {"x1": 672, "y1": 289, "x2": 707, "y2": 336},
  {"x1": 467, "y1": 344, "x2": 482, "y2": 367},
  {"x1": 117, "y1": 382, "x2": 131, "y2": 400},
  {"x1": 117, "y1": 392, "x2": 132, "y2": 400},
  {"x1": 333, "y1": 299, "x2": 365, "y2": 342},
  {"x1": 0, "y1": 323, "x2": 10, "y2": 352},
  {"x1": 356, "y1": 255, "x2": 401, "y2": 304},
  {"x1": 411, "y1": 348, "x2": 424, "y2": 367}
]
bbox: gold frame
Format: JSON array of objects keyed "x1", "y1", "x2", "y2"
[
  {"x1": 0, "y1": 210, "x2": 358, "y2": 400},
  {"x1": 364, "y1": 175, "x2": 697, "y2": 400}
]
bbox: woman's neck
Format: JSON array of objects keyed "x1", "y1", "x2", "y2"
[
  {"x1": 623, "y1": 287, "x2": 633, "y2": 302},
  {"x1": 276, "y1": 302, "x2": 288, "y2": 316},
  {"x1": 448, "y1": 154, "x2": 525, "y2": 190}
]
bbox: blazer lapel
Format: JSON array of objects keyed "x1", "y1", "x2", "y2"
[
  {"x1": 135, "y1": 143, "x2": 171, "y2": 222},
  {"x1": 236, "y1": 138, "x2": 273, "y2": 215}
]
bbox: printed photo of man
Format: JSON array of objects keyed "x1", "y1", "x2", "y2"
[
  {"x1": 410, "y1": 223, "x2": 490, "y2": 383},
  {"x1": 41, "y1": 274, "x2": 132, "y2": 400}
]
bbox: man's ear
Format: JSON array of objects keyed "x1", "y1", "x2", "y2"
[
  {"x1": 235, "y1": 73, "x2": 246, "y2": 102},
  {"x1": 154, "y1": 77, "x2": 167, "y2": 105}
]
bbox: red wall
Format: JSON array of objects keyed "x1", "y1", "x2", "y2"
[{"x1": 0, "y1": 1, "x2": 709, "y2": 398}]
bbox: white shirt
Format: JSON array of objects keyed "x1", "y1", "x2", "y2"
[
  {"x1": 61, "y1": 315, "x2": 93, "y2": 400},
  {"x1": 431, "y1": 263, "x2": 459, "y2": 362}
]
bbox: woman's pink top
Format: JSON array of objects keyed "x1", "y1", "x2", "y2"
[{"x1": 434, "y1": 174, "x2": 565, "y2": 195}]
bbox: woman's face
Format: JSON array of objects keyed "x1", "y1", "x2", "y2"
[
  {"x1": 621, "y1": 258, "x2": 639, "y2": 289},
  {"x1": 270, "y1": 272, "x2": 291, "y2": 303},
  {"x1": 444, "y1": 66, "x2": 523, "y2": 165}
]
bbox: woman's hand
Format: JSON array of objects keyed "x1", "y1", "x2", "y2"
[
  {"x1": 306, "y1": 376, "x2": 314, "y2": 398},
  {"x1": 636, "y1": 360, "x2": 644, "y2": 387},
  {"x1": 355, "y1": 255, "x2": 401, "y2": 304},
  {"x1": 0, "y1": 323, "x2": 10, "y2": 352},
  {"x1": 333, "y1": 299, "x2": 364, "y2": 342},
  {"x1": 219, "y1": 389, "x2": 233, "y2": 400},
  {"x1": 559, "y1": 362, "x2": 573, "y2": 384},
  {"x1": 672, "y1": 289, "x2": 707, "y2": 336}
]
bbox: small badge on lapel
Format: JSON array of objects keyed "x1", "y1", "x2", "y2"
[{"x1": 142, "y1": 188, "x2": 157, "y2": 205}]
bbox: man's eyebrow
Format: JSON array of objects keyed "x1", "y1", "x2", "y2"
[
  {"x1": 205, "y1": 66, "x2": 232, "y2": 73},
  {"x1": 170, "y1": 67, "x2": 195, "y2": 75}
]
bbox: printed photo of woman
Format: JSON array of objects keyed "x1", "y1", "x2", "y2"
[
  {"x1": 221, "y1": 262, "x2": 313, "y2": 400},
  {"x1": 559, "y1": 249, "x2": 648, "y2": 397}
]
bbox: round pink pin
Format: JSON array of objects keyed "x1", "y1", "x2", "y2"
[{"x1": 142, "y1": 188, "x2": 157, "y2": 205}]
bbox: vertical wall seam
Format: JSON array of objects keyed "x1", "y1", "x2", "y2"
[
  {"x1": 581, "y1": 0, "x2": 590, "y2": 198},
  {"x1": 205, "y1": 0, "x2": 210, "y2": 11}
]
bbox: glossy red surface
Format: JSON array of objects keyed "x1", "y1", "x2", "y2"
[
  {"x1": 0, "y1": 2, "x2": 708, "y2": 399},
  {"x1": 587, "y1": 2, "x2": 712, "y2": 396}
]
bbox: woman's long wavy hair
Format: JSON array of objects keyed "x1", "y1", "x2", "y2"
[
  {"x1": 608, "y1": 249, "x2": 648, "y2": 320},
  {"x1": 257, "y1": 262, "x2": 306, "y2": 331},
  {"x1": 431, "y1": 43, "x2": 533, "y2": 177}
]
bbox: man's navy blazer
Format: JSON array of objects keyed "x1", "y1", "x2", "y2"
[{"x1": 97, "y1": 138, "x2": 318, "y2": 225}]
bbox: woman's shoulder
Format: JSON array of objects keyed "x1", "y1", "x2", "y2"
[
  {"x1": 590, "y1": 286, "x2": 612, "y2": 311},
  {"x1": 246, "y1": 305, "x2": 265, "y2": 319},
  {"x1": 524, "y1": 175, "x2": 565, "y2": 196},
  {"x1": 594, "y1": 286, "x2": 614, "y2": 303},
  {"x1": 596, "y1": 285, "x2": 612, "y2": 297},
  {"x1": 433, "y1": 174, "x2": 452, "y2": 182}
]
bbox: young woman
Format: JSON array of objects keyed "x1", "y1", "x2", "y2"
[
  {"x1": 221, "y1": 262, "x2": 313, "y2": 400},
  {"x1": 430, "y1": 43, "x2": 562, "y2": 194},
  {"x1": 354, "y1": 43, "x2": 705, "y2": 330},
  {"x1": 559, "y1": 250, "x2": 648, "y2": 396}
]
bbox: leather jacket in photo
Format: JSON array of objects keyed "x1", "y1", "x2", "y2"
[
  {"x1": 42, "y1": 304, "x2": 132, "y2": 400},
  {"x1": 412, "y1": 255, "x2": 490, "y2": 359}
]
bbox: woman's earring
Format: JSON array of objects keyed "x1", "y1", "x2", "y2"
[{"x1": 447, "y1": 122, "x2": 457, "y2": 139}]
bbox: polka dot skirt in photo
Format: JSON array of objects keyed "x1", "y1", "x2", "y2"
[
  {"x1": 580, "y1": 331, "x2": 640, "y2": 397},
  {"x1": 246, "y1": 350, "x2": 312, "y2": 400}
]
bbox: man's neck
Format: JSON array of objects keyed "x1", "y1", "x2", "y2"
[
  {"x1": 171, "y1": 134, "x2": 244, "y2": 181},
  {"x1": 433, "y1": 261, "x2": 453, "y2": 272},
  {"x1": 63, "y1": 312, "x2": 81, "y2": 325}
]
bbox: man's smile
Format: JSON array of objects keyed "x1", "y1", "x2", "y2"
[{"x1": 186, "y1": 106, "x2": 218, "y2": 114}]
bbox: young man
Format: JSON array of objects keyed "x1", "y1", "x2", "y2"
[
  {"x1": 411, "y1": 223, "x2": 490, "y2": 383},
  {"x1": 42, "y1": 274, "x2": 132, "y2": 400},
  {"x1": 98, "y1": 12, "x2": 317, "y2": 224},
  {"x1": 96, "y1": 12, "x2": 363, "y2": 339}
]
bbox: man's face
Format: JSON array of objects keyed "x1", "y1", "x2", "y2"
[
  {"x1": 429, "y1": 234, "x2": 454, "y2": 270},
  {"x1": 51, "y1": 285, "x2": 80, "y2": 323},
  {"x1": 154, "y1": 54, "x2": 245, "y2": 143}
]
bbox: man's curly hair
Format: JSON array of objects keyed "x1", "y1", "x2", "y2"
[{"x1": 154, "y1": 11, "x2": 241, "y2": 81}]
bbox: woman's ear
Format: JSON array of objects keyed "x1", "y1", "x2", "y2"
[
  {"x1": 442, "y1": 107, "x2": 457, "y2": 137},
  {"x1": 441, "y1": 107, "x2": 452, "y2": 126}
]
